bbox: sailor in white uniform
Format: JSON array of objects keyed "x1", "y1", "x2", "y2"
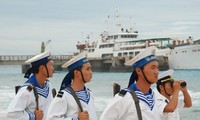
[
  {"x1": 100, "y1": 46, "x2": 160, "y2": 120},
  {"x1": 154, "y1": 69, "x2": 192, "y2": 120},
  {"x1": 47, "y1": 51, "x2": 97, "y2": 120},
  {"x1": 7, "y1": 51, "x2": 54, "y2": 120}
]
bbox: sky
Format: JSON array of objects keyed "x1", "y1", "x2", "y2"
[{"x1": 0, "y1": 0, "x2": 200, "y2": 55}]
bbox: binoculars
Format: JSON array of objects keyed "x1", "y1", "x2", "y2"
[
  {"x1": 180, "y1": 81, "x2": 187, "y2": 87},
  {"x1": 170, "y1": 81, "x2": 187, "y2": 87}
]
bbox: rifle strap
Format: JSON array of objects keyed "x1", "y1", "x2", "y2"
[
  {"x1": 127, "y1": 88, "x2": 142, "y2": 120},
  {"x1": 65, "y1": 87, "x2": 83, "y2": 112},
  {"x1": 28, "y1": 82, "x2": 39, "y2": 110}
]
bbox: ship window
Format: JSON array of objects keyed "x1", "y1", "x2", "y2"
[
  {"x1": 102, "y1": 54, "x2": 113, "y2": 58},
  {"x1": 121, "y1": 35, "x2": 127, "y2": 38},
  {"x1": 108, "y1": 36, "x2": 114, "y2": 40},
  {"x1": 129, "y1": 52, "x2": 133, "y2": 56},
  {"x1": 128, "y1": 35, "x2": 132, "y2": 38},
  {"x1": 88, "y1": 49, "x2": 94, "y2": 52},
  {"x1": 114, "y1": 35, "x2": 118, "y2": 39},
  {"x1": 99, "y1": 44, "x2": 114, "y2": 49},
  {"x1": 123, "y1": 52, "x2": 128, "y2": 56},
  {"x1": 109, "y1": 44, "x2": 114, "y2": 47},
  {"x1": 121, "y1": 35, "x2": 137, "y2": 38},
  {"x1": 133, "y1": 35, "x2": 137, "y2": 38},
  {"x1": 99, "y1": 45, "x2": 105, "y2": 48},
  {"x1": 118, "y1": 53, "x2": 122, "y2": 57},
  {"x1": 135, "y1": 51, "x2": 140, "y2": 56}
]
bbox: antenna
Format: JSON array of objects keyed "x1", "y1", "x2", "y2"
[
  {"x1": 114, "y1": 3, "x2": 121, "y2": 33},
  {"x1": 104, "y1": 0, "x2": 122, "y2": 33},
  {"x1": 129, "y1": 16, "x2": 138, "y2": 33},
  {"x1": 105, "y1": 15, "x2": 110, "y2": 32}
]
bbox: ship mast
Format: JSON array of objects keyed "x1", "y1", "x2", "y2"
[
  {"x1": 114, "y1": 3, "x2": 121, "y2": 33},
  {"x1": 105, "y1": 2, "x2": 122, "y2": 34}
]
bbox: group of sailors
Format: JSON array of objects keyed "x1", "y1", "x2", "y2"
[{"x1": 6, "y1": 46, "x2": 192, "y2": 120}]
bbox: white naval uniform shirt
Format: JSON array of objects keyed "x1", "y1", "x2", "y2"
[
  {"x1": 154, "y1": 88, "x2": 185, "y2": 120},
  {"x1": 6, "y1": 76, "x2": 53, "y2": 120},
  {"x1": 100, "y1": 88, "x2": 160, "y2": 120},
  {"x1": 46, "y1": 87, "x2": 97, "y2": 120}
]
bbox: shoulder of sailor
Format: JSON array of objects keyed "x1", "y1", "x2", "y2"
[
  {"x1": 56, "y1": 87, "x2": 92, "y2": 98},
  {"x1": 56, "y1": 89, "x2": 71, "y2": 98},
  {"x1": 18, "y1": 82, "x2": 34, "y2": 91},
  {"x1": 15, "y1": 83, "x2": 36, "y2": 97},
  {"x1": 111, "y1": 89, "x2": 136, "y2": 106},
  {"x1": 56, "y1": 90, "x2": 64, "y2": 98},
  {"x1": 153, "y1": 89, "x2": 167, "y2": 102},
  {"x1": 117, "y1": 88, "x2": 133, "y2": 98}
]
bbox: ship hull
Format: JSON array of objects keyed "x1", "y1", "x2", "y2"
[{"x1": 168, "y1": 44, "x2": 200, "y2": 69}]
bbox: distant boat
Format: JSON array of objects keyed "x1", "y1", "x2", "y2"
[
  {"x1": 76, "y1": 3, "x2": 172, "y2": 60},
  {"x1": 76, "y1": 31, "x2": 200, "y2": 70},
  {"x1": 77, "y1": 26, "x2": 178, "y2": 72},
  {"x1": 167, "y1": 41, "x2": 200, "y2": 69},
  {"x1": 76, "y1": 29, "x2": 172, "y2": 59},
  {"x1": 76, "y1": 5, "x2": 200, "y2": 70}
]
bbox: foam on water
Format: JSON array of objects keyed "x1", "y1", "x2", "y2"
[
  {"x1": 190, "y1": 91, "x2": 200, "y2": 105},
  {"x1": 0, "y1": 88, "x2": 13, "y2": 120}
]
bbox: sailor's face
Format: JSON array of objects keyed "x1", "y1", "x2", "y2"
[
  {"x1": 81, "y1": 63, "x2": 93, "y2": 83},
  {"x1": 46, "y1": 60, "x2": 54, "y2": 77},
  {"x1": 143, "y1": 61, "x2": 159, "y2": 83},
  {"x1": 164, "y1": 82, "x2": 174, "y2": 95}
]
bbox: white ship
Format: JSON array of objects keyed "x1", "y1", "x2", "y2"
[
  {"x1": 76, "y1": 30, "x2": 171, "y2": 59},
  {"x1": 77, "y1": 32, "x2": 200, "y2": 70},
  {"x1": 76, "y1": 4, "x2": 171, "y2": 60},
  {"x1": 167, "y1": 39, "x2": 200, "y2": 69},
  {"x1": 76, "y1": 4, "x2": 200, "y2": 70},
  {"x1": 76, "y1": 28, "x2": 172, "y2": 71}
]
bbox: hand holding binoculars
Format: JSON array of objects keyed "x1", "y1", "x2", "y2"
[{"x1": 171, "y1": 81, "x2": 187, "y2": 87}]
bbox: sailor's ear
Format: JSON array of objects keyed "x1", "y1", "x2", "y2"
[
  {"x1": 39, "y1": 65, "x2": 45, "y2": 71},
  {"x1": 159, "y1": 85, "x2": 164, "y2": 91},
  {"x1": 74, "y1": 69, "x2": 80, "y2": 76},
  {"x1": 135, "y1": 67, "x2": 142, "y2": 74},
  {"x1": 74, "y1": 69, "x2": 78, "y2": 74}
]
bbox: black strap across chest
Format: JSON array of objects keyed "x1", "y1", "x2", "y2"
[
  {"x1": 119, "y1": 88, "x2": 143, "y2": 120},
  {"x1": 65, "y1": 87, "x2": 83, "y2": 112}
]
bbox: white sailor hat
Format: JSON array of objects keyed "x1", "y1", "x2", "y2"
[
  {"x1": 62, "y1": 51, "x2": 89, "y2": 71},
  {"x1": 60, "y1": 51, "x2": 89, "y2": 90},
  {"x1": 24, "y1": 51, "x2": 51, "y2": 78},
  {"x1": 124, "y1": 46, "x2": 158, "y2": 71},
  {"x1": 25, "y1": 50, "x2": 51, "y2": 67},
  {"x1": 157, "y1": 69, "x2": 174, "y2": 85}
]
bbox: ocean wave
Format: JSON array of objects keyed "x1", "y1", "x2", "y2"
[
  {"x1": 0, "y1": 108, "x2": 8, "y2": 120},
  {"x1": 179, "y1": 90, "x2": 200, "y2": 105},
  {"x1": 190, "y1": 92, "x2": 200, "y2": 106},
  {"x1": 94, "y1": 96, "x2": 112, "y2": 111}
]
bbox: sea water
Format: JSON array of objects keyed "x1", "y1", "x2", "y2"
[{"x1": 0, "y1": 65, "x2": 200, "y2": 119}]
